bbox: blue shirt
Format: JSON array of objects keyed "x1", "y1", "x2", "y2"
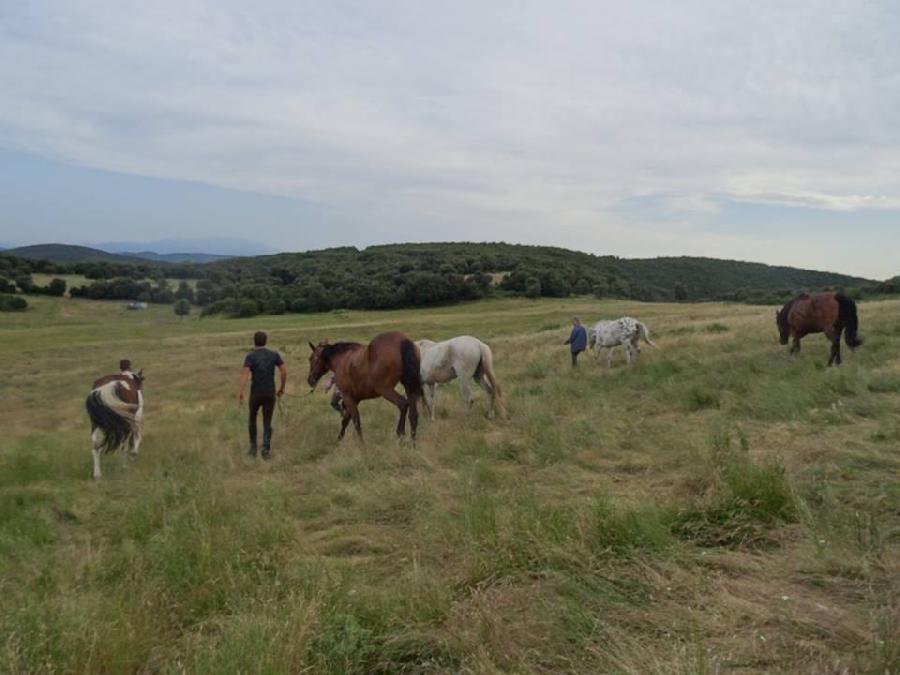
[{"x1": 566, "y1": 325, "x2": 587, "y2": 352}]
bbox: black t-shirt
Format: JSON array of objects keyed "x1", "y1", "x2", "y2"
[{"x1": 243, "y1": 348, "x2": 284, "y2": 394}]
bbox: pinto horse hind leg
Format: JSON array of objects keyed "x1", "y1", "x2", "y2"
[{"x1": 91, "y1": 428, "x2": 105, "y2": 479}]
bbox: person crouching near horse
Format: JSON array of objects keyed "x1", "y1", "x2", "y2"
[
  {"x1": 565, "y1": 316, "x2": 588, "y2": 367},
  {"x1": 237, "y1": 331, "x2": 287, "y2": 459}
]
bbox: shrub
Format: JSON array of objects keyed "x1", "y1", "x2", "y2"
[
  {"x1": 173, "y1": 299, "x2": 191, "y2": 317},
  {"x1": 0, "y1": 295, "x2": 27, "y2": 311},
  {"x1": 47, "y1": 278, "x2": 67, "y2": 297}
]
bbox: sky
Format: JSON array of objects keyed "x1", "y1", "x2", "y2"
[{"x1": 1, "y1": 1, "x2": 898, "y2": 277}]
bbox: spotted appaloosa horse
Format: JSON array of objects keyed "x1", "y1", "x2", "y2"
[
  {"x1": 307, "y1": 332, "x2": 422, "y2": 442},
  {"x1": 589, "y1": 317, "x2": 657, "y2": 367},
  {"x1": 85, "y1": 370, "x2": 144, "y2": 479},
  {"x1": 777, "y1": 292, "x2": 862, "y2": 366}
]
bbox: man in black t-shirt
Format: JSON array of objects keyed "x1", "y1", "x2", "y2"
[{"x1": 237, "y1": 331, "x2": 287, "y2": 459}]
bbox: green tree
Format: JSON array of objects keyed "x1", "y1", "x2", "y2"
[
  {"x1": 47, "y1": 278, "x2": 67, "y2": 297},
  {"x1": 0, "y1": 295, "x2": 27, "y2": 311},
  {"x1": 174, "y1": 280, "x2": 195, "y2": 303},
  {"x1": 525, "y1": 276, "x2": 542, "y2": 299},
  {"x1": 673, "y1": 282, "x2": 688, "y2": 302},
  {"x1": 174, "y1": 298, "x2": 191, "y2": 317},
  {"x1": 15, "y1": 274, "x2": 34, "y2": 293}
]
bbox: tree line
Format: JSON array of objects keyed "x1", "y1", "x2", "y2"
[{"x1": 1, "y1": 243, "x2": 890, "y2": 316}]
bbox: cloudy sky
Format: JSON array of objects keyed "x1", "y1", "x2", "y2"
[{"x1": 1, "y1": 1, "x2": 898, "y2": 276}]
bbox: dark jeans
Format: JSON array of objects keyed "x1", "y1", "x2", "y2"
[
  {"x1": 249, "y1": 391, "x2": 276, "y2": 454},
  {"x1": 571, "y1": 349, "x2": 584, "y2": 367}
]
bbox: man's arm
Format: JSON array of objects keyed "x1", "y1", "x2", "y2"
[
  {"x1": 237, "y1": 366, "x2": 251, "y2": 404},
  {"x1": 277, "y1": 363, "x2": 287, "y2": 396}
]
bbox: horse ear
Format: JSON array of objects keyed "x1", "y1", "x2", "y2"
[{"x1": 308, "y1": 341, "x2": 316, "y2": 351}]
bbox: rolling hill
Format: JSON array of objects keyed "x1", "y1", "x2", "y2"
[{"x1": 2, "y1": 244, "x2": 160, "y2": 265}]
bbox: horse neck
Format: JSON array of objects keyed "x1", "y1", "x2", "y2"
[{"x1": 329, "y1": 346, "x2": 363, "y2": 378}]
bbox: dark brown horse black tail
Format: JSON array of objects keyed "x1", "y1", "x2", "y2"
[
  {"x1": 400, "y1": 339, "x2": 423, "y2": 397},
  {"x1": 836, "y1": 293, "x2": 863, "y2": 349}
]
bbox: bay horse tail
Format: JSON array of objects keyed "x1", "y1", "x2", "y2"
[
  {"x1": 836, "y1": 292, "x2": 863, "y2": 349},
  {"x1": 477, "y1": 340, "x2": 507, "y2": 418},
  {"x1": 85, "y1": 384, "x2": 138, "y2": 454},
  {"x1": 400, "y1": 339, "x2": 423, "y2": 398}
]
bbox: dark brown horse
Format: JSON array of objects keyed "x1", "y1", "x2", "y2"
[
  {"x1": 307, "y1": 332, "x2": 422, "y2": 441},
  {"x1": 776, "y1": 292, "x2": 862, "y2": 366}
]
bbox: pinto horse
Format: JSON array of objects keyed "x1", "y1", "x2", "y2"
[
  {"x1": 85, "y1": 370, "x2": 144, "y2": 479},
  {"x1": 776, "y1": 292, "x2": 862, "y2": 366},
  {"x1": 307, "y1": 332, "x2": 422, "y2": 441}
]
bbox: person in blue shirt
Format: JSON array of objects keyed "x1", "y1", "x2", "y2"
[{"x1": 564, "y1": 316, "x2": 588, "y2": 367}]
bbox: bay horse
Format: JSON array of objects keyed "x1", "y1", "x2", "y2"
[
  {"x1": 85, "y1": 369, "x2": 144, "y2": 479},
  {"x1": 307, "y1": 332, "x2": 422, "y2": 441},
  {"x1": 415, "y1": 335, "x2": 507, "y2": 420},
  {"x1": 776, "y1": 292, "x2": 862, "y2": 366}
]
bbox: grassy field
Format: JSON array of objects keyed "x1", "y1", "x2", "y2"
[{"x1": 1, "y1": 295, "x2": 898, "y2": 673}]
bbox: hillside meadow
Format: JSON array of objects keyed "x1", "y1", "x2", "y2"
[{"x1": 1, "y1": 295, "x2": 898, "y2": 673}]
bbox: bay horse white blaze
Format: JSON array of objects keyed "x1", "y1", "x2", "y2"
[
  {"x1": 589, "y1": 317, "x2": 657, "y2": 367},
  {"x1": 416, "y1": 336, "x2": 506, "y2": 420},
  {"x1": 85, "y1": 371, "x2": 144, "y2": 479}
]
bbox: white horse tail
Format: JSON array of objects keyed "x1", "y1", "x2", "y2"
[
  {"x1": 478, "y1": 341, "x2": 507, "y2": 418},
  {"x1": 637, "y1": 321, "x2": 657, "y2": 347}
]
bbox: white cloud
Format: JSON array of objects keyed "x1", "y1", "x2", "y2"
[{"x1": 0, "y1": 0, "x2": 898, "y2": 276}]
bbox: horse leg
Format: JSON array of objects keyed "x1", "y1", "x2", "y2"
[
  {"x1": 378, "y1": 388, "x2": 409, "y2": 437},
  {"x1": 342, "y1": 397, "x2": 363, "y2": 440},
  {"x1": 129, "y1": 429, "x2": 142, "y2": 460},
  {"x1": 459, "y1": 377, "x2": 475, "y2": 412},
  {"x1": 425, "y1": 382, "x2": 437, "y2": 421},
  {"x1": 337, "y1": 396, "x2": 355, "y2": 440},
  {"x1": 408, "y1": 391, "x2": 419, "y2": 442},
  {"x1": 790, "y1": 337, "x2": 801, "y2": 356},
  {"x1": 828, "y1": 333, "x2": 841, "y2": 366},
  {"x1": 91, "y1": 428, "x2": 104, "y2": 479},
  {"x1": 624, "y1": 343, "x2": 633, "y2": 365},
  {"x1": 606, "y1": 347, "x2": 614, "y2": 368},
  {"x1": 474, "y1": 373, "x2": 495, "y2": 419}
]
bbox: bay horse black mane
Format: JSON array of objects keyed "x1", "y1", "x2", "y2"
[{"x1": 322, "y1": 341, "x2": 361, "y2": 361}]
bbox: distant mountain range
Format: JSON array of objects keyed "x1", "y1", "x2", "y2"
[
  {"x1": 2, "y1": 244, "x2": 234, "y2": 265},
  {"x1": 118, "y1": 251, "x2": 232, "y2": 264}
]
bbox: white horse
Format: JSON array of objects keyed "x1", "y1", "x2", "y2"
[
  {"x1": 589, "y1": 317, "x2": 656, "y2": 367},
  {"x1": 85, "y1": 371, "x2": 144, "y2": 479},
  {"x1": 416, "y1": 336, "x2": 506, "y2": 420}
]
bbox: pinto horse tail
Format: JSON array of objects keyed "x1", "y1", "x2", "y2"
[
  {"x1": 637, "y1": 321, "x2": 658, "y2": 347},
  {"x1": 400, "y1": 339, "x2": 423, "y2": 398},
  {"x1": 477, "y1": 341, "x2": 507, "y2": 418},
  {"x1": 85, "y1": 385, "x2": 137, "y2": 454},
  {"x1": 836, "y1": 292, "x2": 863, "y2": 349}
]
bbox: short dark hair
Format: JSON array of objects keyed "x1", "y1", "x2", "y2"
[
  {"x1": 254, "y1": 331, "x2": 267, "y2": 347},
  {"x1": 119, "y1": 359, "x2": 131, "y2": 371}
]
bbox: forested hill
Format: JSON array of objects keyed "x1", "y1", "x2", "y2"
[
  {"x1": 206, "y1": 242, "x2": 870, "y2": 298},
  {"x1": 1, "y1": 241, "x2": 880, "y2": 316}
]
